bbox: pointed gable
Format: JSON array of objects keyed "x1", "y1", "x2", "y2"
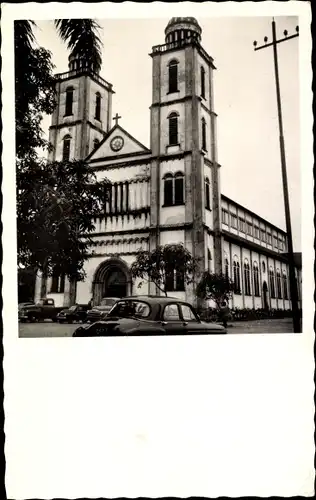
[{"x1": 86, "y1": 124, "x2": 151, "y2": 162}]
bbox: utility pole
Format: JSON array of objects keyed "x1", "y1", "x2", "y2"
[{"x1": 253, "y1": 19, "x2": 301, "y2": 333}]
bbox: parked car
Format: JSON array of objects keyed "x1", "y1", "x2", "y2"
[
  {"x1": 18, "y1": 301, "x2": 34, "y2": 310},
  {"x1": 73, "y1": 296, "x2": 226, "y2": 337},
  {"x1": 56, "y1": 304, "x2": 91, "y2": 324},
  {"x1": 18, "y1": 298, "x2": 64, "y2": 322},
  {"x1": 86, "y1": 297, "x2": 120, "y2": 323}
]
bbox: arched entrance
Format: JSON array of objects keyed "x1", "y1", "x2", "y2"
[
  {"x1": 262, "y1": 281, "x2": 269, "y2": 310},
  {"x1": 92, "y1": 258, "x2": 132, "y2": 305}
]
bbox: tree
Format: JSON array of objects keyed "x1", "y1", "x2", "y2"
[
  {"x1": 196, "y1": 271, "x2": 234, "y2": 309},
  {"x1": 14, "y1": 20, "x2": 57, "y2": 160},
  {"x1": 17, "y1": 157, "x2": 110, "y2": 282},
  {"x1": 131, "y1": 244, "x2": 199, "y2": 296},
  {"x1": 15, "y1": 18, "x2": 103, "y2": 160},
  {"x1": 54, "y1": 19, "x2": 102, "y2": 72},
  {"x1": 15, "y1": 19, "x2": 107, "y2": 292}
]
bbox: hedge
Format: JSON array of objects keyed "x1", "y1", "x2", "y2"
[{"x1": 197, "y1": 307, "x2": 301, "y2": 323}]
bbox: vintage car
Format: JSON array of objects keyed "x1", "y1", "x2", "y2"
[
  {"x1": 73, "y1": 296, "x2": 226, "y2": 337},
  {"x1": 18, "y1": 298, "x2": 64, "y2": 322},
  {"x1": 56, "y1": 304, "x2": 91, "y2": 324},
  {"x1": 86, "y1": 297, "x2": 120, "y2": 323}
]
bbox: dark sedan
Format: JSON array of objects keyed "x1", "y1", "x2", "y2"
[
  {"x1": 57, "y1": 304, "x2": 90, "y2": 324},
  {"x1": 73, "y1": 296, "x2": 226, "y2": 336}
]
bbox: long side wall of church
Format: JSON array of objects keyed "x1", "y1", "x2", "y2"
[{"x1": 223, "y1": 239, "x2": 292, "y2": 311}]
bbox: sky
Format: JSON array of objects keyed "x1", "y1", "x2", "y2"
[{"x1": 33, "y1": 14, "x2": 301, "y2": 250}]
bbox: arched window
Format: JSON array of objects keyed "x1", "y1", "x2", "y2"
[
  {"x1": 168, "y1": 112, "x2": 179, "y2": 145},
  {"x1": 95, "y1": 92, "x2": 101, "y2": 121},
  {"x1": 51, "y1": 269, "x2": 65, "y2": 293},
  {"x1": 62, "y1": 134, "x2": 71, "y2": 161},
  {"x1": 201, "y1": 66, "x2": 206, "y2": 99},
  {"x1": 261, "y1": 261, "x2": 266, "y2": 274},
  {"x1": 163, "y1": 172, "x2": 185, "y2": 206},
  {"x1": 205, "y1": 177, "x2": 210, "y2": 210},
  {"x1": 59, "y1": 274, "x2": 65, "y2": 293},
  {"x1": 233, "y1": 259, "x2": 241, "y2": 294},
  {"x1": 225, "y1": 258, "x2": 229, "y2": 278},
  {"x1": 269, "y1": 267, "x2": 276, "y2": 298},
  {"x1": 174, "y1": 172, "x2": 184, "y2": 205},
  {"x1": 165, "y1": 267, "x2": 174, "y2": 292},
  {"x1": 93, "y1": 138, "x2": 100, "y2": 150},
  {"x1": 175, "y1": 269, "x2": 185, "y2": 291},
  {"x1": 283, "y1": 271, "x2": 288, "y2": 300},
  {"x1": 165, "y1": 268, "x2": 185, "y2": 292},
  {"x1": 163, "y1": 173, "x2": 173, "y2": 206},
  {"x1": 253, "y1": 262, "x2": 260, "y2": 296},
  {"x1": 168, "y1": 59, "x2": 178, "y2": 94},
  {"x1": 208, "y1": 249, "x2": 212, "y2": 272},
  {"x1": 65, "y1": 86, "x2": 74, "y2": 116},
  {"x1": 201, "y1": 117, "x2": 207, "y2": 151},
  {"x1": 276, "y1": 270, "x2": 282, "y2": 299},
  {"x1": 244, "y1": 260, "x2": 251, "y2": 295}
]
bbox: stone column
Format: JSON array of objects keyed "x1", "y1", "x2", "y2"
[
  {"x1": 40, "y1": 272, "x2": 47, "y2": 299},
  {"x1": 250, "y1": 249, "x2": 255, "y2": 309},
  {"x1": 149, "y1": 49, "x2": 161, "y2": 251},
  {"x1": 240, "y1": 246, "x2": 245, "y2": 308},
  {"x1": 209, "y1": 66, "x2": 223, "y2": 275},
  {"x1": 34, "y1": 271, "x2": 42, "y2": 303},
  {"x1": 63, "y1": 279, "x2": 77, "y2": 306}
]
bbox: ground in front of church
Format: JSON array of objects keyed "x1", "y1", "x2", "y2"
[{"x1": 18, "y1": 318, "x2": 295, "y2": 337}]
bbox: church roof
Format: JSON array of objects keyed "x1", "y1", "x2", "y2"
[{"x1": 86, "y1": 124, "x2": 151, "y2": 163}]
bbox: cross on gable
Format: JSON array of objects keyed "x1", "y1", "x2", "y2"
[{"x1": 113, "y1": 113, "x2": 122, "y2": 126}]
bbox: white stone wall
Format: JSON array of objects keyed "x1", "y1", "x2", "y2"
[
  {"x1": 221, "y1": 197, "x2": 287, "y2": 254},
  {"x1": 46, "y1": 293, "x2": 64, "y2": 307},
  {"x1": 88, "y1": 79, "x2": 110, "y2": 130},
  {"x1": 223, "y1": 238, "x2": 292, "y2": 310},
  {"x1": 160, "y1": 158, "x2": 185, "y2": 224},
  {"x1": 203, "y1": 162, "x2": 213, "y2": 229},
  {"x1": 58, "y1": 77, "x2": 83, "y2": 122},
  {"x1": 160, "y1": 102, "x2": 186, "y2": 153},
  {"x1": 94, "y1": 163, "x2": 150, "y2": 183},
  {"x1": 159, "y1": 50, "x2": 186, "y2": 102},
  {"x1": 200, "y1": 107, "x2": 212, "y2": 160},
  {"x1": 160, "y1": 229, "x2": 185, "y2": 246},
  {"x1": 87, "y1": 128, "x2": 106, "y2": 156},
  {"x1": 195, "y1": 53, "x2": 210, "y2": 103},
  {"x1": 76, "y1": 252, "x2": 150, "y2": 304}
]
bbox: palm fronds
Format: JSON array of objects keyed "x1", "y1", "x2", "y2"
[{"x1": 54, "y1": 19, "x2": 103, "y2": 72}]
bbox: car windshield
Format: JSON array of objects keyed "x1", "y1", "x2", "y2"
[
  {"x1": 100, "y1": 298, "x2": 118, "y2": 306},
  {"x1": 108, "y1": 300, "x2": 151, "y2": 319},
  {"x1": 68, "y1": 306, "x2": 77, "y2": 312}
]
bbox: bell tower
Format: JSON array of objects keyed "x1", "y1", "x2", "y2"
[
  {"x1": 149, "y1": 17, "x2": 223, "y2": 297},
  {"x1": 48, "y1": 54, "x2": 115, "y2": 162}
]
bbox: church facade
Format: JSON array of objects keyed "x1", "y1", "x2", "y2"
[{"x1": 34, "y1": 17, "x2": 302, "y2": 311}]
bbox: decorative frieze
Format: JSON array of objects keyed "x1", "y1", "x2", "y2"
[{"x1": 89, "y1": 236, "x2": 149, "y2": 255}]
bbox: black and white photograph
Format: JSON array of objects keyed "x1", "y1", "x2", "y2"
[
  {"x1": 15, "y1": 11, "x2": 304, "y2": 338},
  {"x1": 2, "y1": 1, "x2": 314, "y2": 498}
]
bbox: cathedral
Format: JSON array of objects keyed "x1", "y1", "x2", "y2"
[{"x1": 34, "y1": 17, "x2": 302, "y2": 311}]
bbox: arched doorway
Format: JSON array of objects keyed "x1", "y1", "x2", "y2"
[
  {"x1": 92, "y1": 258, "x2": 132, "y2": 305},
  {"x1": 262, "y1": 281, "x2": 269, "y2": 310}
]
